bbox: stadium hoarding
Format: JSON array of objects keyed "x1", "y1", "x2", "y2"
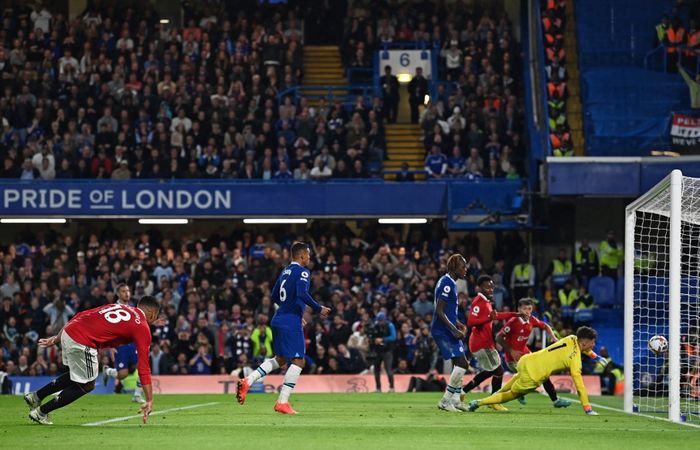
[
  {"x1": 6, "y1": 374, "x2": 601, "y2": 396},
  {"x1": 0, "y1": 181, "x2": 525, "y2": 228}
]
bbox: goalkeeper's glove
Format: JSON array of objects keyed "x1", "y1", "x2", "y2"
[{"x1": 583, "y1": 405, "x2": 599, "y2": 416}]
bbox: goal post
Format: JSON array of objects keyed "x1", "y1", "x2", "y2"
[{"x1": 624, "y1": 169, "x2": 700, "y2": 423}]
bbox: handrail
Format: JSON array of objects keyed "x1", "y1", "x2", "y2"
[
  {"x1": 644, "y1": 43, "x2": 700, "y2": 73},
  {"x1": 276, "y1": 84, "x2": 375, "y2": 105}
]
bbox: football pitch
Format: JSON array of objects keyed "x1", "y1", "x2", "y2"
[{"x1": 2, "y1": 393, "x2": 698, "y2": 449}]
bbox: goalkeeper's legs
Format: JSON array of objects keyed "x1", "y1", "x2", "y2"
[
  {"x1": 498, "y1": 372, "x2": 518, "y2": 393},
  {"x1": 478, "y1": 390, "x2": 521, "y2": 406}
]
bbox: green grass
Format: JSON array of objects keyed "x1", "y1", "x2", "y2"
[{"x1": 2, "y1": 393, "x2": 698, "y2": 449}]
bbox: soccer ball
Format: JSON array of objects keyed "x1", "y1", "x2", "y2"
[{"x1": 648, "y1": 335, "x2": 668, "y2": 355}]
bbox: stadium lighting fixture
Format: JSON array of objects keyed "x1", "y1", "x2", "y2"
[
  {"x1": 138, "y1": 218, "x2": 189, "y2": 225},
  {"x1": 378, "y1": 218, "x2": 428, "y2": 224},
  {"x1": 397, "y1": 73, "x2": 412, "y2": 83},
  {"x1": 0, "y1": 218, "x2": 67, "y2": 224},
  {"x1": 159, "y1": 18, "x2": 170, "y2": 24},
  {"x1": 243, "y1": 218, "x2": 308, "y2": 224}
]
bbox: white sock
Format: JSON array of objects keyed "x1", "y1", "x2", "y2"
[
  {"x1": 442, "y1": 366, "x2": 467, "y2": 402},
  {"x1": 278, "y1": 364, "x2": 302, "y2": 404},
  {"x1": 105, "y1": 367, "x2": 118, "y2": 379},
  {"x1": 246, "y1": 358, "x2": 280, "y2": 384},
  {"x1": 134, "y1": 381, "x2": 143, "y2": 398}
]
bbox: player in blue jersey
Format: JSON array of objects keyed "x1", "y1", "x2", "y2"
[
  {"x1": 237, "y1": 242, "x2": 330, "y2": 414},
  {"x1": 431, "y1": 254, "x2": 470, "y2": 412},
  {"x1": 101, "y1": 284, "x2": 144, "y2": 403}
]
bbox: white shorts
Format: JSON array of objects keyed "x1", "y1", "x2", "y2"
[
  {"x1": 62, "y1": 331, "x2": 99, "y2": 384},
  {"x1": 473, "y1": 348, "x2": 501, "y2": 372}
]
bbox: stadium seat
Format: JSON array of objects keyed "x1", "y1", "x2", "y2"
[{"x1": 588, "y1": 276, "x2": 616, "y2": 307}]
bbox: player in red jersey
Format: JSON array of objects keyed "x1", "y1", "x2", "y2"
[
  {"x1": 24, "y1": 296, "x2": 160, "y2": 425},
  {"x1": 496, "y1": 298, "x2": 571, "y2": 408},
  {"x1": 459, "y1": 275, "x2": 518, "y2": 411}
]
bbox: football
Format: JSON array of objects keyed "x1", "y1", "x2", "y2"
[{"x1": 648, "y1": 335, "x2": 669, "y2": 355}]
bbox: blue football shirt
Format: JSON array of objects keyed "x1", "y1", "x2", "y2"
[
  {"x1": 270, "y1": 262, "x2": 322, "y2": 330},
  {"x1": 430, "y1": 274, "x2": 459, "y2": 336}
]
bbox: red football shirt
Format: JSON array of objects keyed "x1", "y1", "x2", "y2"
[
  {"x1": 467, "y1": 293, "x2": 517, "y2": 353},
  {"x1": 64, "y1": 304, "x2": 153, "y2": 385},
  {"x1": 499, "y1": 315, "x2": 547, "y2": 362}
]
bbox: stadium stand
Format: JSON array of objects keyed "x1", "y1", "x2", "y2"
[
  {"x1": 0, "y1": 1, "x2": 386, "y2": 181},
  {"x1": 576, "y1": 0, "x2": 691, "y2": 156},
  {"x1": 342, "y1": 1, "x2": 526, "y2": 179}
]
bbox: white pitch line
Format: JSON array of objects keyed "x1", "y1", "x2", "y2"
[
  {"x1": 82, "y1": 402, "x2": 220, "y2": 426},
  {"x1": 560, "y1": 395, "x2": 700, "y2": 430}
]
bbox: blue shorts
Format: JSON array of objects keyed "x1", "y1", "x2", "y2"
[
  {"x1": 272, "y1": 326, "x2": 305, "y2": 359},
  {"x1": 115, "y1": 343, "x2": 138, "y2": 371},
  {"x1": 433, "y1": 333, "x2": 466, "y2": 361}
]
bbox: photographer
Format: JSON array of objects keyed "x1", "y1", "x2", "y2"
[{"x1": 367, "y1": 312, "x2": 396, "y2": 392}]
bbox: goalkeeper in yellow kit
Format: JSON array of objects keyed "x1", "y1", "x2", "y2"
[{"x1": 468, "y1": 326, "x2": 600, "y2": 415}]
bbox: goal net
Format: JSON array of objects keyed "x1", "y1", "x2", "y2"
[{"x1": 625, "y1": 170, "x2": 700, "y2": 423}]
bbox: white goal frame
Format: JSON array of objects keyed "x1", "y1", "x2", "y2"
[{"x1": 624, "y1": 169, "x2": 682, "y2": 422}]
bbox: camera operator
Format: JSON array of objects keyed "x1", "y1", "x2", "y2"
[{"x1": 367, "y1": 312, "x2": 396, "y2": 392}]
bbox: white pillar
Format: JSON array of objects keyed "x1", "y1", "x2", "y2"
[{"x1": 668, "y1": 169, "x2": 682, "y2": 423}]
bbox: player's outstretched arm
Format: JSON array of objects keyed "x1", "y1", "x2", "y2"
[{"x1": 544, "y1": 324, "x2": 558, "y2": 342}]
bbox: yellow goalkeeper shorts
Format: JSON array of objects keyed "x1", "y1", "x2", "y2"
[{"x1": 510, "y1": 364, "x2": 539, "y2": 394}]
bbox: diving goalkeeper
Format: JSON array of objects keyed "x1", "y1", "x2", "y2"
[{"x1": 468, "y1": 326, "x2": 600, "y2": 415}]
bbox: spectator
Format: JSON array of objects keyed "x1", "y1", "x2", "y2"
[
  {"x1": 379, "y1": 66, "x2": 400, "y2": 124},
  {"x1": 599, "y1": 230, "x2": 623, "y2": 279},
  {"x1": 407, "y1": 67, "x2": 428, "y2": 124},
  {"x1": 574, "y1": 239, "x2": 599, "y2": 287},
  {"x1": 424, "y1": 145, "x2": 447, "y2": 178},
  {"x1": 251, "y1": 323, "x2": 273, "y2": 361},
  {"x1": 395, "y1": 162, "x2": 415, "y2": 182}
]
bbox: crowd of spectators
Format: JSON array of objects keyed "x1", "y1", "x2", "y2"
[
  {"x1": 542, "y1": 0, "x2": 573, "y2": 157},
  {"x1": 0, "y1": 222, "x2": 604, "y2": 382},
  {"x1": 343, "y1": 1, "x2": 526, "y2": 180},
  {"x1": 0, "y1": 0, "x2": 381, "y2": 181}
]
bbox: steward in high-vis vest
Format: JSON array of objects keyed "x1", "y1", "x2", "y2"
[
  {"x1": 573, "y1": 285, "x2": 594, "y2": 328},
  {"x1": 654, "y1": 15, "x2": 670, "y2": 47},
  {"x1": 574, "y1": 239, "x2": 598, "y2": 286},
  {"x1": 593, "y1": 347, "x2": 624, "y2": 395},
  {"x1": 556, "y1": 279, "x2": 576, "y2": 329},
  {"x1": 510, "y1": 256, "x2": 536, "y2": 305},
  {"x1": 545, "y1": 248, "x2": 572, "y2": 291},
  {"x1": 599, "y1": 230, "x2": 623, "y2": 280},
  {"x1": 665, "y1": 17, "x2": 686, "y2": 72}
]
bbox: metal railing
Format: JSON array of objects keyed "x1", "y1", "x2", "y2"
[
  {"x1": 276, "y1": 84, "x2": 376, "y2": 107},
  {"x1": 644, "y1": 44, "x2": 700, "y2": 73}
]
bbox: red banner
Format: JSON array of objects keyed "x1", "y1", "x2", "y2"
[
  {"x1": 151, "y1": 374, "x2": 601, "y2": 396},
  {"x1": 671, "y1": 113, "x2": 700, "y2": 153}
]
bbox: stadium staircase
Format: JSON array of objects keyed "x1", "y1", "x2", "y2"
[
  {"x1": 564, "y1": 0, "x2": 585, "y2": 156},
  {"x1": 303, "y1": 46, "x2": 347, "y2": 106},
  {"x1": 383, "y1": 124, "x2": 427, "y2": 181}
]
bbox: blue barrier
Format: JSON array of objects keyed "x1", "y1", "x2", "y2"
[
  {"x1": 0, "y1": 180, "x2": 527, "y2": 228},
  {"x1": 546, "y1": 156, "x2": 700, "y2": 196}
]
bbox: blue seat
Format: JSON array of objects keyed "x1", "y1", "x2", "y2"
[{"x1": 588, "y1": 276, "x2": 616, "y2": 307}]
